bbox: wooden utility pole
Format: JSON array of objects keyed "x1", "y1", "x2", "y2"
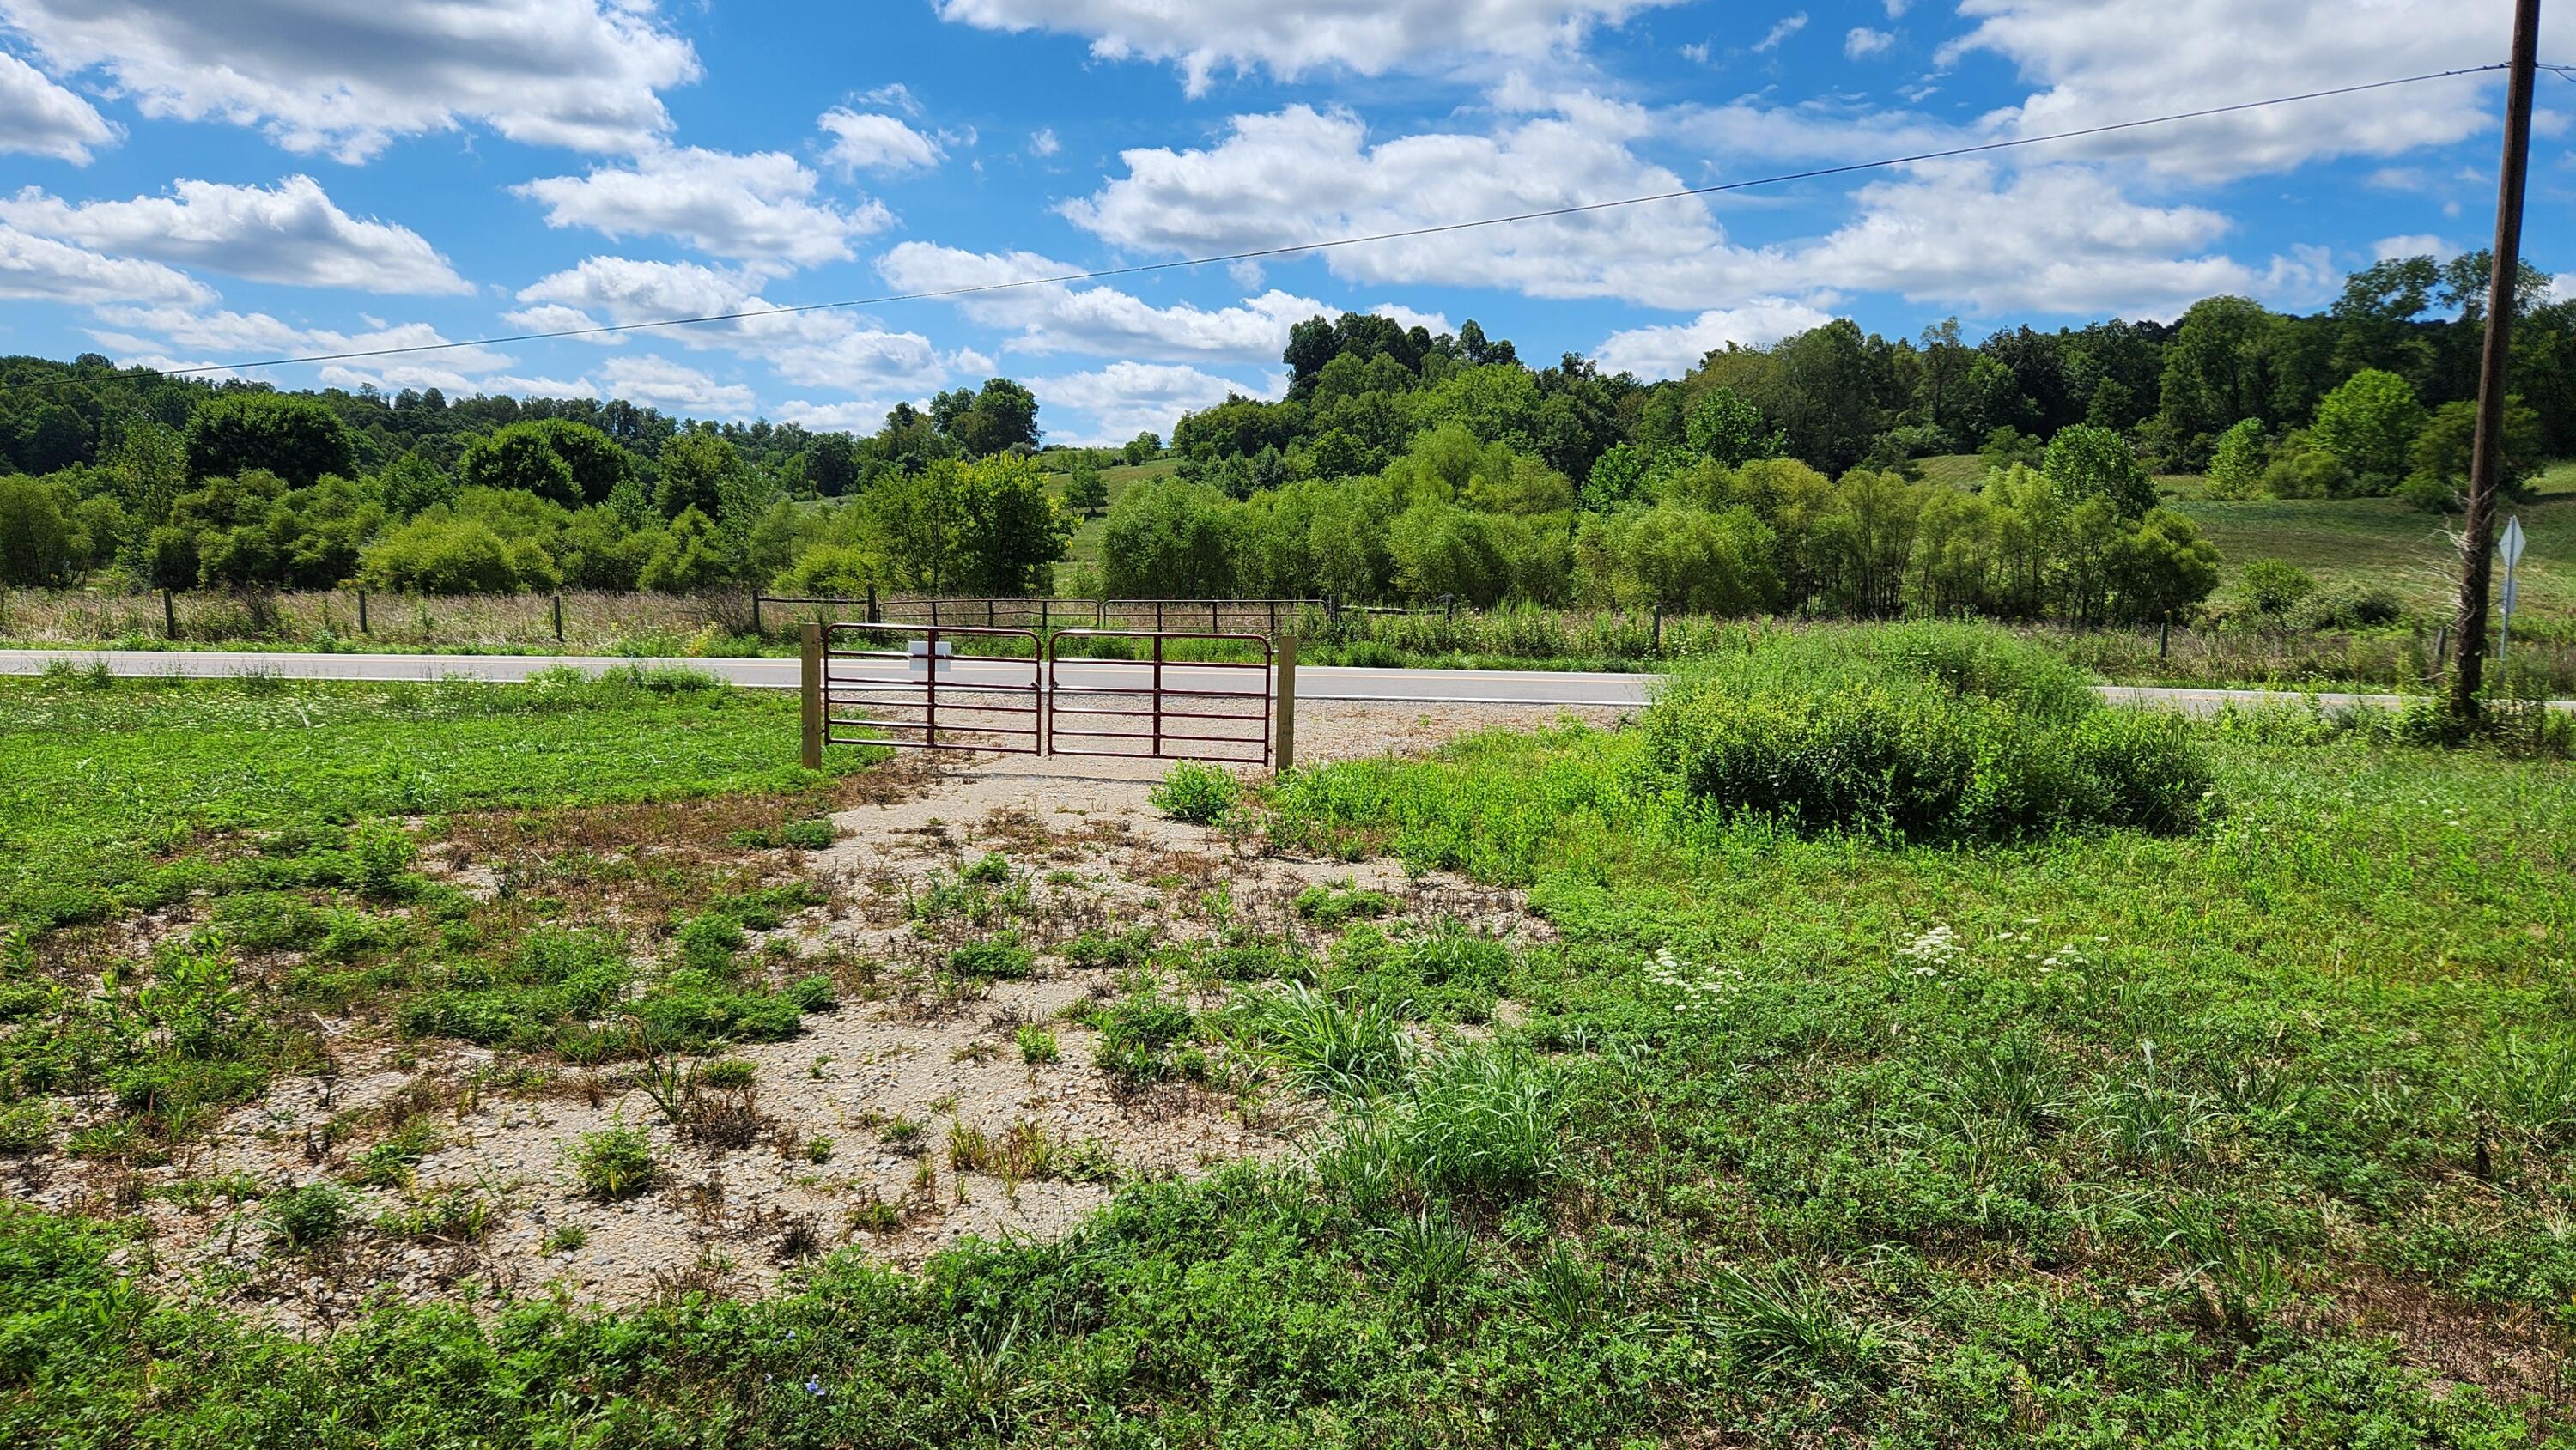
[{"x1": 2448, "y1": 0, "x2": 2543, "y2": 716}]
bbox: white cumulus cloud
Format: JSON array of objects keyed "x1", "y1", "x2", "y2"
[
  {"x1": 1064, "y1": 103, "x2": 1761, "y2": 311},
  {"x1": 818, "y1": 109, "x2": 945, "y2": 173},
  {"x1": 877, "y1": 242, "x2": 1327, "y2": 362},
  {"x1": 0, "y1": 223, "x2": 211, "y2": 306},
  {"x1": 1753, "y1": 13, "x2": 1807, "y2": 51},
  {"x1": 1770, "y1": 161, "x2": 2255, "y2": 318},
  {"x1": 0, "y1": 176, "x2": 470, "y2": 294},
  {"x1": 513, "y1": 255, "x2": 986, "y2": 397},
  {"x1": 1593, "y1": 298, "x2": 1835, "y2": 379},
  {"x1": 2371, "y1": 234, "x2": 2449, "y2": 261},
  {"x1": 0, "y1": 51, "x2": 117, "y2": 162},
  {"x1": 933, "y1": 0, "x2": 1685, "y2": 94},
  {"x1": 1844, "y1": 27, "x2": 1894, "y2": 58},
  {"x1": 1941, "y1": 0, "x2": 2574, "y2": 182},
  {"x1": 1029, "y1": 361, "x2": 1282, "y2": 446},
  {"x1": 3, "y1": 0, "x2": 700, "y2": 161},
  {"x1": 515, "y1": 147, "x2": 890, "y2": 273},
  {"x1": 1371, "y1": 301, "x2": 1452, "y2": 335},
  {"x1": 598, "y1": 354, "x2": 758, "y2": 417}
]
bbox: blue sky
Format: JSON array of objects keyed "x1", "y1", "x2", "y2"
[{"x1": 1, "y1": 0, "x2": 2568, "y2": 445}]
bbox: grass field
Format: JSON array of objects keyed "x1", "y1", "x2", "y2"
[
  {"x1": 2175, "y1": 461, "x2": 2576, "y2": 634},
  {"x1": 1040, "y1": 455, "x2": 1182, "y2": 578},
  {"x1": 3, "y1": 635, "x2": 2573, "y2": 1445}
]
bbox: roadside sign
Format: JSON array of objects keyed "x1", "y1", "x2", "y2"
[{"x1": 2498, "y1": 515, "x2": 2524, "y2": 666}]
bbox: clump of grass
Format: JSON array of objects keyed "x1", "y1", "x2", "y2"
[
  {"x1": 1243, "y1": 983, "x2": 1411, "y2": 1100},
  {"x1": 805, "y1": 1135, "x2": 835, "y2": 1163},
  {"x1": 568, "y1": 1125, "x2": 658, "y2": 1201},
  {"x1": 1017, "y1": 1024, "x2": 1059, "y2": 1065},
  {"x1": 1090, "y1": 986, "x2": 1200, "y2": 1088},
  {"x1": 732, "y1": 819, "x2": 835, "y2": 851},
  {"x1": 1695, "y1": 1262, "x2": 1886, "y2": 1378},
  {"x1": 346, "y1": 1117, "x2": 440, "y2": 1189},
  {"x1": 1151, "y1": 761, "x2": 1239, "y2": 825},
  {"x1": 1064, "y1": 926, "x2": 1151, "y2": 969},
  {"x1": 949, "y1": 934, "x2": 1034, "y2": 980},
  {"x1": 1394, "y1": 1047, "x2": 1566, "y2": 1200},
  {"x1": 378, "y1": 1189, "x2": 496, "y2": 1244},
  {"x1": 1293, "y1": 880, "x2": 1394, "y2": 926},
  {"x1": 543, "y1": 1224, "x2": 589, "y2": 1255},
  {"x1": 264, "y1": 1182, "x2": 353, "y2": 1252},
  {"x1": 698, "y1": 1059, "x2": 757, "y2": 1089}
]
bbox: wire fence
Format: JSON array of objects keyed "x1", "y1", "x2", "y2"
[{"x1": 4, "y1": 585, "x2": 2567, "y2": 695}]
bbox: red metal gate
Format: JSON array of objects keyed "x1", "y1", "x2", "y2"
[
  {"x1": 800, "y1": 622, "x2": 1285, "y2": 766},
  {"x1": 820, "y1": 622, "x2": 1044, "y2": 755},
  {"x1": 1044, "y1": 629, "x2": 1273, "y2": 764}
]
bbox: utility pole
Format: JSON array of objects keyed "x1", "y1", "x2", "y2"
[{"x1": 2448, "y1": 0, "x2": 2542, "y2": 716}]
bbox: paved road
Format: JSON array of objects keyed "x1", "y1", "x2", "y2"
[{"x1": 5, "y1": 647, "x2": 2565, "y2": 716}]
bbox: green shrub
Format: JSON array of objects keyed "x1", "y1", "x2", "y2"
[
  {"x1": 348, "y1": 822, "x2": 418, "y2": 900},
  {"x1": 2238, "y1": 560, "x2": 2315, "y2": 618},
  {"x1": 568, "y1": 1125, "x2": 657, "y2": 1200},
  {"x1": 676, "y1": 914, "x2": 746, "y2": 974},
  {"x1": 1151, "y1": 761, "x2": 1240, "y2": 824},
  {"x1": 2287, "y1": 582, "x2": 2406, "y2": 633},
  {"x1": 0, "y1": 1101, "x2": 54, "y2": 1156},
  {"x1": 1637, "y1": 623, "x2": 2215, "y2": 843}
]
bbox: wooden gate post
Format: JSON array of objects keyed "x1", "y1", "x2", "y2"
[
  {"x1": 1273, "y1": 633, "x2": 1297, "y2": 771},
  {"x1": 799, "y1": 622, "x2": 824, "y2": 770}
]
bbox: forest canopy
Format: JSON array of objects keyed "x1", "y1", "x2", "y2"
[{"x1": 0, "y1": 246, "x2": 2566, "y2": 628}]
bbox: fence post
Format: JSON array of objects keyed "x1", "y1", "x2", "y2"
[
  {"x1": 553, "y1": 594, "x2": 565, "y2": 645},
  {"x1": 1273, "y1": 633, "x2": 1297, "y2": 771},
  {"x1": 2159, "y1": 616, "x2": 2171, "y2": 659},
  {"x1": 1151, "y1": 633, "x2": 1164, "y2": 758},
  {"x1": 162, "y1": 588, "x2": 177, "y2": 640},
  {"x1": 800, "y1": 622, "x2": 824, "y2": 770},
  {"x1": 1652, "y1": 604, "x2": 1663, "y2": 655},
  {"x1": 866, "y1": 582, "x2": 879, "y2": 625},
  {"x1": 987, "y1": 598, "x2": 996, "y2": 628},
  {"x1": 752, "y1": 594, "x2": 764, "y2": 638},
  {"x1": 357, "y1": 589, "x2": 368, "y2": 637}
]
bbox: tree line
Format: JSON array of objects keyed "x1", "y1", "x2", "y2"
[{"x1": 0, "y1": 245, "x2": 2564, "y2": 625}]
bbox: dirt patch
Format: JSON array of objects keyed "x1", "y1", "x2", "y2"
[{"x1": 9, "y1": 699, "x2": 1593, "y2": 1330}]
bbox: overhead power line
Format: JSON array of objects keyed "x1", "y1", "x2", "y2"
[{"x1": 8, "y1": 63, "x2": 2525, "y2": 388}]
